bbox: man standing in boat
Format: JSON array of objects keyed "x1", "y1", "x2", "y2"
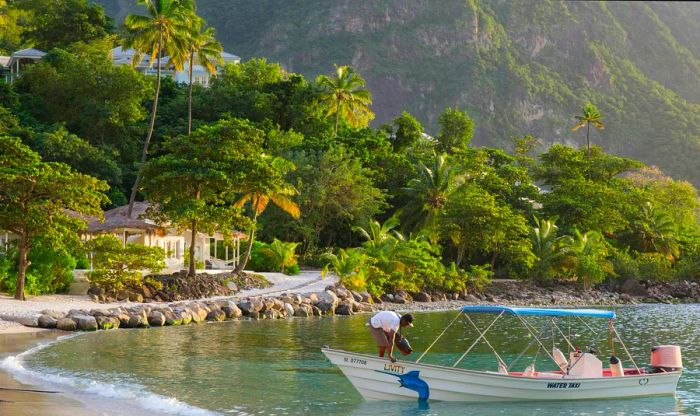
[{"x1": 368, "y1": 310, "x2": 413, "y2": 362}]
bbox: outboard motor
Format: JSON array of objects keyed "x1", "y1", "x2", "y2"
[{"x1": 650, "y1": 345, "x2": 683, "y2": 373}]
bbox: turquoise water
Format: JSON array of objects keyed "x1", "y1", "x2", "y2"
[{"x1": 15, "y1": 304, "x2": 700, "y2": 415}]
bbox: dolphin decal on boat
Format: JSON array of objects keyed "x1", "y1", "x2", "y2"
[{"x1": 377, "y1": 370, "x2": 430, "y2": 401}]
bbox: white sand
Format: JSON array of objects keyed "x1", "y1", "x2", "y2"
[{"x1": 0, "y1": 270, "x2": 337, "y2": 329}]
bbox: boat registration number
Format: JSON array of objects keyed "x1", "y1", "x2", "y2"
[
  {"x1": 344, "y1": 357, "x2": 367, "y2": 366},
  {"x1": 546, "y1": 382, "x2": 581, "y2": 389}
]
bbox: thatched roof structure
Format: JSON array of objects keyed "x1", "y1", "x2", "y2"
[{"x1": 86, "y1": 202, "x2": 163, "y2": 233}]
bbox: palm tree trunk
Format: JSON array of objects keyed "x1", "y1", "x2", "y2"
[
  {"x1": 234, "y1": 213, "x2": 257, "y2": 274},
  {"x1": 189, "y1": 218, "x2": 197, "y2": 277},
  {"x1": 14, "y1": 231, "x2": 28, "y2": 301},
  {"x1": 586, "y1": 122, "x2": 591, "y2": 160},
  {"x1": 128, "y1": 32, "x2": 163, "y2": 218},
  {"x1": 187, "y1": 51, "x2": 194, "y2": 135},
  {"x1": 333, "y1": 100, "x2": 341, "y2": 137}
]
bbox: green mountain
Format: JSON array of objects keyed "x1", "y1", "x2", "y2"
[{"x1": 96, "y1": 0, "x2": 700, "y2": 185}]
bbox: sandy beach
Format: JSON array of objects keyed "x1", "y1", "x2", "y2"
[{"x1": 0, "y1": 326, "x2": 95, "y2": 416}]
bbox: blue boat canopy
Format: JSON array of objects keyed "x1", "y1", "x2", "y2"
[{"x1": 459, "y1": 305, "x2": 615, "y2": 319}]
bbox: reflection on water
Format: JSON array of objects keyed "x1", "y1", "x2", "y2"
[{"x1": 25, "y1": 304, "x2": 700, "y2": 415}]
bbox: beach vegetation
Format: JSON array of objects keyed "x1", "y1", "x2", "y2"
[{"x1": 86, "y1": 235, "x2": 165, "y2": 292}]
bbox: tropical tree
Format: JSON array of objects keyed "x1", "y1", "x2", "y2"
[
  {"x1": 562, "y1": 230, "x2": 612, "y2": 288},
  {"x1": 627, "y1": 202, "x2": 680, "y2": 260},
  {"x1": 169, "y1": 18, "x2": 222, "y2": 134},
  {"x1": 353, "y1": 215, "x2": 404, "y2": 251},
  {"x1": 124, "y1": 0, "x2": 195, "y2": 218},
  {"x1": 571, "y1": 102, "x2": 605, "y2": 160},
  {"x1": 261, "y1": 239, "x2": 300, "y2": 273},
  {"x1": 315, "y1": 65, "x2": 373, "y2": 137},
  {"x1": 141, "y1": 118, "x2": 259, "y2": 277},
  {"x1": 321, "y1": 248, "x2": 367, "y2": 290},
  {"x1": 436, "y1": 107, "x2": 474, "y2": 154},
  {"x1": 233, "y1": 157, "x2": 301, "y2": 273},
  {"x1": 529, "y1": 217, "x2": 569, "y2": 281},
  {"x1": 402, "y1": 153, "x2": 465, "y2": 235},
  {"x1": 0, "y1": 136, "x2": 108, "y2": 300}
]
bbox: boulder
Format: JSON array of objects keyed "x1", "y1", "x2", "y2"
[
  {"x1": 335, "y1": 302, "x2": 354, "y2": 315},
  {"x1": 17, "y1": 316, "x2": 39, "y2": 327},
  {"x1": 294, "y1": 304, "x2": 313, "y2": 317},
  {"x1": 316, "y1": 301, "x2": 335, "y2": 314},
  {"x1": 317, "y1": 290, "x2": 339, "y2": 309},
  {"x1": 393, "y1": 294, "x2": 407, "y2": 304},
  {"x1": 395, "y1": 290, "x2": 412, "y2": 302},
  {"x1": 335, "y1": 286, "x2": 350, "y2": 300},
  {"x1": 179, "y1": 311, "x2": 192, "y2": 325},
  {"x1": 163, "y1": 310, "x2": 182, "y2": 326},
  {"x1": 206, "y1": 309, "x2": 226, "y2": 321},
  {"x1": 127, "y1": 313, "x2": 149, "y2": 328},
  {"x1": 350, "y1": 290, "x2": 363, "y2": 302},
  {"x1": 147, "y1": 311, "x2": 166, "y2": 326},
  {"x1": 464, "y1": 294, "x2": 479, "y2": 303},
  {"x1": 96, "y1": 316, "x2": 120, "y2": 330},
  {"x1": 74, "y1": 315, "x2": 98, "y2": 331},
  {"x1": 238, "y1": 299, "x2": 263, "y2": 315},
  {"x1": 414, "y1": 292, "x2": 431, "y2": 302},
  {"x1": 56, "y1": 317, "x2": 77, "y2": 331},
  {"x1": 263, "y1": 310, "x2": 279, "y2": 320},
  {"x1": 220, "y1": 302, "x2": 242, "y2": 319},
  {"x1": 40, "y1": 310, "x2": 66, "y2": 320},
  {"x1": 128, "y1": 292, "x2": 144, "y2": 303},
  {"x1": 116, "y1": 289, "x2": 129, "y2": 301},
  {"x1": 311, "y1": 306, "x2": 322, "y2": 317},
  {"x1": 357, "y1": 302, "x2": 375, "y2": 312},
  {"x1": 619, "y1": 278, "x2": 649, "y2": 297},
  {"x1": 272, "y1": 298, "x2": 285, "y2": 311},
  {"x1": 359, "y1": 291, "x2": 373, "y2": 303},
  {"x1": 284, "y1": 302, "x2": 295, "y2": 317},
  {"x1": 307, "y1": 293, "x2": 319, "y2": 304},
  {"x1": 87, "y1": 286, "x2": 104, "y2": 297},
  {"x1": 226, "y1": 281, "x2": 238, "y2": 292},
  {"x1": 141, "y1": 286, "x2": 153, "y2": 299},
  {"x1": 115, "y1": 313, "x2": 131, "y2": 327},
  {"x1": 37, "y1": 315, "x2": 58, "y2": 329},
  {"x1": 189, "y1": 308, "x2": 204, "y2": 324},
  {"x1": 380, "y1": 294, "x2": 394, "y2": 303}
]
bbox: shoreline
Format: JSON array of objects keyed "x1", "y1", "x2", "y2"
[{"x1": 0, "y1": 329, "x2": 95, "y2": 416}]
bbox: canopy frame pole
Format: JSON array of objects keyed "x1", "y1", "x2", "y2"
[
  {"x1": 507, "y1": 320, "x2": 549, "y2": 372},
  {"x1": 550, "y1": 318, "x2": 577, "y2": 351},
  {"x1": 453, "y1": 311, "x2": 504, "y2": 368},
  {"x1": 611, "y1": 322, "x2": 641, "y2": 374},
  {"x1": 516, "y1": 315, "x2": 558, "y2": 369},
  {"x1": 416, "y1": 310, "x2": 463, "y2": 363}
]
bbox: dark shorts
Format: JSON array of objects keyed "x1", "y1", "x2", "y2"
[{"x1": 369, "y1": 325, "x2": 391, "y2": 347}]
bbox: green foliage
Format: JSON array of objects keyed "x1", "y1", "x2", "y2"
[
  {"x1": 436, "y1": 107, "x2": 474, "y2": 154},
  {"x1": 321, "y1": 248, "x2": 367, "y2": 291},
  {"x1": 315, "y1": 65, "x2": 374, "y2": 136},
  {"x1": 86, "y1": 235, "x2": 165, "y2": 292},
  {"x1": 0, "y1": 136, "x2": 109, "y2": 299},
  {"x1": 385, "y1": 111, "x2": 424, "y2": 152},
  {"x1": 248, "y1": 241, "x2": 277, "y2": 272},
  {"x1": 12, "y1": 0, "x2": 114, "y2": 50},
  {"x1": 1, "y1": 238, "x2": 77, "y2": 295},
  {"x1": 261, "y1": 239, "x2": 300, "y2": 274}
]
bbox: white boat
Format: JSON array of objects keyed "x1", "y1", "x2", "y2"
[{"x1": 322, "y1": 306, "x2": 682, "y2": 402}]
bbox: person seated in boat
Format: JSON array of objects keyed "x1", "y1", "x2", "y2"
[{"x1": 368, "y1": 311, "x2": 413, "y2": 363}]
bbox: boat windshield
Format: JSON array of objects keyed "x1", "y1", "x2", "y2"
[{"x1": 459, "y1": 305, "x2": 615, "y2": 319}]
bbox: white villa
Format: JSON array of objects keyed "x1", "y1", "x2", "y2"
[
  {"x1": 1, "y1": 48, "x2": 47, "y2": 83},
  {"x1": 1, "y1": 46, "x2": 240, "y2": 86},
  {"x1": 84, "y1": 202, "x2": 245, "y2": 273},
  {"x1": 110, "y1": 46, "x2": 240, "y2": 86}
]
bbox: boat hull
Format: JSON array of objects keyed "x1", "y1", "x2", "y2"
[{"x1": 322, "y1": 348, "x2": 681, "y2": 402}]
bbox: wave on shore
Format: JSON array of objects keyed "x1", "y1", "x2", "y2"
[{"x1": 0, "y1": 335, "x2": 220, "y2": 416}]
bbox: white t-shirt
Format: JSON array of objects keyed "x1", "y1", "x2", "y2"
[{"x1": 370, "y1": 311, "x2": 400, "y2": 332}]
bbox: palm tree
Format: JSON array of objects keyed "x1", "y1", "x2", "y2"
[
  {"x1": 233, "y1": 168, "x2": 301, "y2": 273},
  {"x1": 571, "y1": 102, "x2": 605, "y2": 160},
  {"x1": 261, "y1": 239, "x2": 300, "y2": 273},
  {"x1": 173, "y1": 20, "x2": 222, "y2": 134},
  {"x1": 402, "y1": 153, "x2": 465, "y2": 234},
  {"x1": 529, "y1": 217, "x2": 569, "y2": 281},
  {"x1": 633, "y1": 202, "x2": 680, "y2": 260},
  {"x1": 124, "y1": 0, "x2": 195, "y2": 218},
  {"x1": 315, "y1": 65, "x2": 373, "y2": 137},
  {"x1": 321, "y1": 248, "x2": 367, "y2": 291},
  {"x1": 352, "y1": 215, "x2": 404, "y2": 251}
]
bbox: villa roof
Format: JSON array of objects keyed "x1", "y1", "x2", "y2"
[
  {"x1": 221, "y1": 51, "x2": 241, "y2": 61},
  {"x1": 11, "y1": 48, "x2": 46, "y2": 58},
  {"x1": 86, "y1": 201, "x2": 163, "y2": 233}
]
